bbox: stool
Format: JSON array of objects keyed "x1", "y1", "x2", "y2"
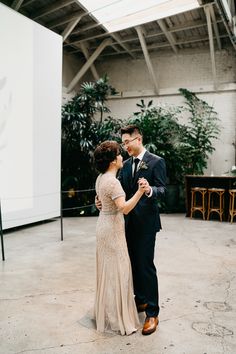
[
  {"x1": 207, "y1": 188, "x2": 225, "y2": 221},
  {"x1": 229, "y1": 189, "x2": 236, "y2": 223},
  {"x1": 190, "y1": 187, "x2": 207, "y2": 220}
]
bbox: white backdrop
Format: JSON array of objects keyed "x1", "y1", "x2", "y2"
[{"x1": 0, "y1": 3, "x2": 62, "y2": 229}]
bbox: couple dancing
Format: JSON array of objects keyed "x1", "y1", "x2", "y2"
[{"x1": 94, "y1": 125, "x2": 166, "y2": 336}]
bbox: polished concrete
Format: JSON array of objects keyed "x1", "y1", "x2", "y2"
[{"x1": 0, "y1": 215, "x2": 235, "y2": 354}]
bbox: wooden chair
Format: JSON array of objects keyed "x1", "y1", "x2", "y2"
[
  {"x1": 228, "y1": 189, "x2": 236, "y2": 223},
  {"x1": 190, "y1": 187, "x2": 207, "y2": 220},
  {"x1": 207, "y1": 188, "x2": 225, "y2": 221}
]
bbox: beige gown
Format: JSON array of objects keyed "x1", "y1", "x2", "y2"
[{"x1": 95, "y1": 172, "x2": 140, "y2": 335}]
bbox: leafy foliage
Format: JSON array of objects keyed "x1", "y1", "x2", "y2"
[
  {"x1": 179, "y1": 88, "x2": 220, "y2": 175},
  {"x1": 61, "y1": 76, "x2": 118, "y2": 190},
  {"x1": 129, "y1": 100, "x2": 184, "y2": 183},
  {"x1": 128, "y1": 89, "x2": 220, "y2": 184},
  {"x1": 61, "y1": 76, "x2": 120, "y2": 215}
]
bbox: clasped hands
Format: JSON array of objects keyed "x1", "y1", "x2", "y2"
[{"x1": 138, "y1": 177, "x2": 151, "y2": 194}]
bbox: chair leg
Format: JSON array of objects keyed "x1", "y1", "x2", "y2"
[
  {"x1": 220, "y1": 194, "x2": 222, "y2": 222},
  {"x1": 190, "y1": 191, "x2": 194, "y2": 218},
  {"x1": 231, "y1": 195, "x2": 235, "y2": 223},
  {"x1": 202, "y1": 192, "x2": 206, "y2": 220},
  {"x1": 207, "y1": 193, "x2": 211, "y2": 220}
]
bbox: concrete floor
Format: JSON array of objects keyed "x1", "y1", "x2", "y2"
[{"x1": 0, "y1": 215, "x2": 235, "y2": 354}]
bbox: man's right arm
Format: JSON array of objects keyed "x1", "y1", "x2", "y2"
[{"x1": 95, "y1": 195, "x2": 102, "y2": 210}]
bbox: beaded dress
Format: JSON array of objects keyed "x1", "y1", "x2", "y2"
[{"x1": 95, "y1": 172, "x2": 140, "y2": 335}]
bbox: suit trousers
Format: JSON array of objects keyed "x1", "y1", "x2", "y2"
[{"x1": 126, "y1": 215, "x2": 159, "y2": 317}]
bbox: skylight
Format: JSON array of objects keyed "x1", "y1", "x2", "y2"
[{"x1": 78, "y1": 0, "x2": 200, "y2": 32}]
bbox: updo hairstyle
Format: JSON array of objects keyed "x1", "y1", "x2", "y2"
[{"x1": 94, "y1": 141, "x2": 121, "y2": 173}]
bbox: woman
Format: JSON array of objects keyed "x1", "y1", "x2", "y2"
[{"x1": 93, "y1": 140, "x2": 146, "y2": 335}]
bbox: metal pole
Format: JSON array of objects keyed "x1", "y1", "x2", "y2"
[
  {"x1": 0, "y1": 199, "x2": 5, "y2": 261},
  {"x1": 60, "y1": 191, "x2": 64, "y2": 241}
]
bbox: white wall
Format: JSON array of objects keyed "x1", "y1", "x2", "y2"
[{"x1": 96, "y1": 48, "x2": 236, "y2": 92}]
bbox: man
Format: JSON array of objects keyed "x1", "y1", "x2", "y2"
[{"x1": 119, "y1": 125, "x2": 166, "y2": 335}]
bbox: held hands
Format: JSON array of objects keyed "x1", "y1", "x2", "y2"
[{"x1": 138, "y1": 178, "x2": 151, "y2": 194}]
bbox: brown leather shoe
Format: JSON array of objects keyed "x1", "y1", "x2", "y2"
[
  {"x1": 142, "y1": 316, "x2": 159, "y2": 335},
  {"x1": 137, "y1": 303, "x2": 148, "y2": 313}
]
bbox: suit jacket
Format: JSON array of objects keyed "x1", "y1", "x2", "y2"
[{"x1": 118, "y1": 151, "x2": 166, "y2": 233}]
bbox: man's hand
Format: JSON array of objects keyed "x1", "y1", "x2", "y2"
[{"x1": 95, "y1": 195, "x2": 102, "y2": 210}]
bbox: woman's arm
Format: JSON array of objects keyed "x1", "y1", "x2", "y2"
[{"x1": 114, "y1": 179, "x2": 145, "y2": 215}]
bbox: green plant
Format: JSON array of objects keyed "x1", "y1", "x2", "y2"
[
  {"x1": 80, "y1": 75, "x2": 118, "y2": 122},
  {"x1": 61, "y1": 76, "x2": 119, "y2": 215},
  {"x1": 128, "y1": 89, "x2": 220, "y2": 184},
  {"x1": 62, "y1": 76, "x2": 117, "y2": 188},
  {"x1": 179, "y1": 88, "x2": 220, "y2": 175},
  {"x1": 128, "y1": 99, "x2": 185, "y2": 184}
]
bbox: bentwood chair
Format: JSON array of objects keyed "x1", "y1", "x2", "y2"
[{"x1": 190, "y1": 187, "x2": 207, "y2": 220}]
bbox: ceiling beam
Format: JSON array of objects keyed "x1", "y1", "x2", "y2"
[
  {"x1": 71, "y1": 22, "x2": 102, "y2": 35},
  {"x1": 204, "y1": 5, "x2": 217, "y2": 89},
  {"x1": 64, "y1": 31, "x2": 109, "y2": 47},
  {"x1": 228, "y1": 0, "x2": 235, "y2": 16},
  {"x1": 98, "y1": 33, "x2": 228, "y2": 57},
  {"x1": 110, "y1": 33, "x2": 136, "y2": 59},
  {"x1": 21, "y1": 0, "x2": 36, "y2": 7},
  {"x1": 157, "y1": 19, "x2": 178, "y2": 54},
  {"x1": 135, "y1": 26, "x2": 159, "y2": 95},
  {"x1": 62, "y1": 16, "x2": 82, "y2": 42},
  {"x1": 65, "y1": 30, "x2": 135, "y2": 58},
  {"x1": 72, "y1": 32, "x2": 229, "y2": 55},
  {"x1": 67, "y1": 38, "x2": 112, "y2": 93},
  {"x1": 215, "y1": 0, "x2": 236, "y2": 50},
  {"x1": 80, "y1": 41, "x2": 99, "y2": 80},
  {"x1": 209, "y1": 4, "x2": 222, "y2": 50},
  {"x1": 219, "y1": 0, "x2": 233, "y2": 22},
  {"x1": 71, "y1": 18, "x2": 222, "y2": 38},
  {"x1": 32, "y1": 0, "x2": 75, "y2": 20},
  {"x1": 47, "y1": 10, "x2": 85, "y2": 29},
  {"x1": 11, "y1": 0, "x2": 25, "y2": 11},
  {"x1": 65, "y1": 18, "x2": 223, "y2": 49}
]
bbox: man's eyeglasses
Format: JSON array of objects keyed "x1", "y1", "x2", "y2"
[{"x1": 121, "y1": 136, "x2": 139, "y2": 148}]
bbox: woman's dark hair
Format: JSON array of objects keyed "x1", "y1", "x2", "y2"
[
  {"x1": 94, "y1": 140, "x2": 121, "y2": 173},
  {"x1": 120, "y1": 124, "x2": 142, "y2": 136}
]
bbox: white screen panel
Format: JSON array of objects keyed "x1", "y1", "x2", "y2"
[{"x1": 0, "y1": 4, "x2": 62, "y2": 229}]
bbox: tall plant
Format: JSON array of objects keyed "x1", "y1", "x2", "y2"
[
  {"x1": 61, "y1": 76, "x2": 117, "y2": 190},
  {"x1": 179, "y1": 88, "x2": 220, "y2": 175}
]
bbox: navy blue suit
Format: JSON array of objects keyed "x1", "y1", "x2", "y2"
[{"x1": 119, "y1": 151, "x2": 166, "y2": 317}]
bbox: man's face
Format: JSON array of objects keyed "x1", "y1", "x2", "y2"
[{"x1": 121, "y1": 133, "x2": 142, "y2": 157}]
